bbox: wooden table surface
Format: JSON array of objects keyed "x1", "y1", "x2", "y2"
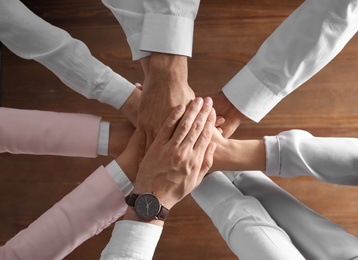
[{"x1": 1, "y1": 0, "x2": 358, "y2": 259}]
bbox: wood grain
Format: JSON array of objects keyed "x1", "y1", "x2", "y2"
[{"x1": 1, "y1": 0, "x2": 358, "y2": 259}]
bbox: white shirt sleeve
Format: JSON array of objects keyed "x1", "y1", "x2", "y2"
[
  {"x1": 101, "y1": 0, "x2": 151, "y2": 60},
  {"x1": 105, "y1": 160, "x2": 134, "y2": 196},
  {"x1": 97, "y1": 121, "x2": 110, "y2": 156},
  {"x1": 0, "y1": 0, "x2": 135, "y2": 109},
  {"x1": 191, "y1": 171, "x2": 305, "y2": 260},
  {"x1": 139, "y1": 0, "x2": 200, "y2": 57},
  {"x1": 265, "y1": 129, "x2": 358, "y2": 186},
  {"x1": 103, "y1": 0, "x2": 200, "y2": 59},
  {"x1": 100, "y1": 220, "x2": 162, "y2": 260},
  {"x1": 223, "y1": 0, "x2": 358, "y2": 122}
]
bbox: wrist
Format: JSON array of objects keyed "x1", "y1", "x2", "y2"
[
  {"x1": 212, "y1": 139, "x2": 265, "y2": 172},
  {"x1": 120, "y1": 88, "x2": 140, "y2": 126},
  {"x1": 124, "y1": 207, "x2": 164, "y2": 227},
  {"x1": 132, "y1": 184, "x2": 176, "y2": 210},
  {"x1": 108, "y1": 121, "x2": 135, "y2": 158},
  {"x1": 148, "y1": 53, "x2": 188, "y2": 83},
  {"x1": 116, "y1": 153, "x2": 137, "y2": 183}
]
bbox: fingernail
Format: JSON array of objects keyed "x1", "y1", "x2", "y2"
[
  {"x1": 195, "y1": 98, "x2": 203, "y2": 106},
  {"x1": 210, "y1": 107, "x2": 215, "y2": 115},
  {"x1": 177, "y1": 104, "x2": 185, "y2": 112},
  {"x1": 216, "y1": 116, "x2": 225, "y2": 124},
  {"x1": 204, "y1": 97, "x2": 213, "y2": 105}
]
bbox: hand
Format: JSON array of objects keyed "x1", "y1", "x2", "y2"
[
  {"x1": 201, "y1": 91, "x2": 246, "y2": 138},
  {"x1": 137, "y1": 53, "x2": 195, "y2": 161},
  {"x1": 133, "y1": 97, "x2": 217, "y2": 210}
]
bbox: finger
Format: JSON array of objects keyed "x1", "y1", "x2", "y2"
[
  {"x1": 193, "y1": 106, "x2": 216, "y2": 152},
  {"x1": 217, "y1": 127, "x2": 223, "y2": 134},
  {"x1": 154, "y1": 104, "x2": 186, "y2": 145},
  {"x1": 215, "y1": 116, "x2": 225, "y2": 127},
  {"x1": 221, "y1": 120, "x2": 241, "y2": 138},
  {"x1": 134, "y1": 83, "x2": 143, "y2": 91},
  {"x1": 198, "y1": 142, "x2": 217, "y2": 180},
  {"x1": 182, "y1": 97, "x2": 213, "y2": 147},
  {"x1": 137, "y1": 128, "x2": 146, "y2": 165},
  {"x1": 170, "y1": 98, "x2": 204, "y2": 146}
]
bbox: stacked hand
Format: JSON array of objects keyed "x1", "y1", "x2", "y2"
[
  {"x1": 134, "y1": 97, "x2": 216, "y2": 210},
  {"x1": 137, "y1": 53, "x2": 195, "y2": 161},
  {"x1": 124, "y1": 97, "x2": 216, "y2": 225}
]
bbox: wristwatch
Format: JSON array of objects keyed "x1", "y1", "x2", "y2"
[{"x1": 125, "y1": 192, "x2": 169, "y2": 221}]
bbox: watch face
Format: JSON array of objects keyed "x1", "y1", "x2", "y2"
[{"x1": 135, "y1": 193, "x2": 161, "y2": 219}]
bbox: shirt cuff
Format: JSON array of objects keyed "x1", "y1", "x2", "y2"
[
  {"x1": 222, "y1": 65, "x2": 282, "y2": 123},
  {"x1": 264, "y1": 136, "x2": 281, "y2": 177},
  {"x1": 140, "y1": 13, "x2": 194, "y2": 57},
  {"x1": 105, "y1": 160, "x2": 134, "y2": 196},
  {"x1": 98, "y1": 73, "x2": 136, "y2": 110},
  {"x1": 100, "y1": 220, "x2": 162, "y2": 260},
  {"x1": 97, "y1": 121, "x2": 110, "y2": 156},
  {"x1": 127, "y1": 32, "x2": 152, "y2": 60}
]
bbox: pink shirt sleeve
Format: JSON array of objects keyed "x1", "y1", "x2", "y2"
[
  {"x1": 0, "y1": 166, "x2": 128, "y2": 260},
  {"x1": 0, "y1": 107, "x2": 101, "y2": 157}
]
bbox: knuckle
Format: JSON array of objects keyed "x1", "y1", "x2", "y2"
[
  {"x1": 180, "y1": 121, "x2": 191, "y2": 131},
  {"x1": 189, "y1": 161, "x2": 199, "y2": 172},
  {"x1": 193, "y1": 122, "x2": 202, "y2": 131},
  {"x1": 188, "y1": 104, "x2": 199, "y2": 113},
  {"x1": 203, "y1": 159, "x2": 213, "y2": 171},
  {"x1": 161, "y1": 124, "x2": 172, "y2": 135},
  {"x1": 201, "y1": 105, "x2": 211, "y2": 114},
  {"x1": 173, "y1": 153, "x2": 185, "y2": 167},
  {"x1": 201, "y1": 129, "x2": 211, "y2": 140}
]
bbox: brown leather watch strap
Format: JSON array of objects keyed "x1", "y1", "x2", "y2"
[
  {"x1": 157, "y1": 205, "x2": 170, "y2": 221},
  {"x1": 125, "y1": 193, "x2": 139, "y2": 207}
]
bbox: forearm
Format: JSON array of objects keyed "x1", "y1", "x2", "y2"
[
  {"x1": 108, "y1": 120, "x2": 136, "y2": 158},
  {"x1": 148, "y1": 53, "x2": 188, "y2": 82},
  {"x1": 212, "y1": 137, "x2": 265, "y2": 172}
]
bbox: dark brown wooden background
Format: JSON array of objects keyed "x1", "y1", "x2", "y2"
[{"x1": 1, "y1": 0, "x2": 358, "y2": 259}]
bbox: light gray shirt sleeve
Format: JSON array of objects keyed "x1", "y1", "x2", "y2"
[
  {"x1": 191, "y1": 171, "x2": 305, "y2": 260},
  {"x1": 265, "y1": 129, "x2": 358, "y2": 185}
]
